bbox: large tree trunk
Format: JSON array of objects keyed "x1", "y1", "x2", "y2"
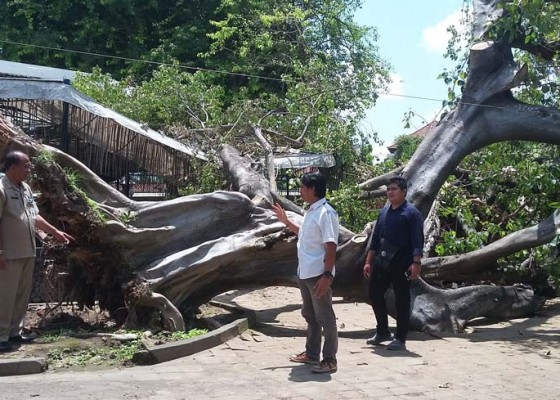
[
  {"x1": 403, "y1": 46, "x2": 560, "y2": 218},
  {"x1": 403, "y1": 279, "x2": 544, "y2": 333},
  {"x1": 360, "y1": 1, "x2": 560, "y2": 284},
  {"x1": 0, "y1": 0, "x2": 554, "y2": 334},
  {"x1": 0, "y1": 109, "x2": 545, "y2": 334}
]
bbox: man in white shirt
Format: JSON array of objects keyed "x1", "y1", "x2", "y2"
[{"x1": 272, "y1": 172, "x2": 339, "y2": 374}]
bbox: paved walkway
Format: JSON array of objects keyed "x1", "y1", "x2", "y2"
[{"x1": 1, "y1": 287, "x2": 559, "y2": 400}]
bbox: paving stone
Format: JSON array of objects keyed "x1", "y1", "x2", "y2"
[{"x1": 0, "y1": 289, "x2": 558, "y2": 400}]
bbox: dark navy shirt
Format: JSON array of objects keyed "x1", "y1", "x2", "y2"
[{"x1": 370, "y1": 200, "x2": 424, "y2": 265}]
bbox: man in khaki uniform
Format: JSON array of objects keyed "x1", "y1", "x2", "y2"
[{"x1": 0, "y1": 151, "x2": 73, "y2": 352}]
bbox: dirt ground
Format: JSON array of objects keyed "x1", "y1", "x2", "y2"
[
  {"x1": 216, "y1": 286, "x2": 560, "y2": 354},
  {"x1": 0, "y1": 300, "x2": 242, "y2": 370}
]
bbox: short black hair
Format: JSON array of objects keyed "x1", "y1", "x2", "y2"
[
  {"x1": 301, "y1": 172, "x2": 327, "y2": 198},
  {"x1": 388, "y1": 176, "x2": 408, "y2": 191},
  {"x1": 3, "y1": 151, "x2": 26, "y2": 173}
]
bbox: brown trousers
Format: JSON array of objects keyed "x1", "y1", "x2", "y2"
[
  {"x1": 0, "y1": 257, "x2": 35, "y2": 341},
  {"x1": 298, "y1": 275, "x2": 338, "y2": 362}
]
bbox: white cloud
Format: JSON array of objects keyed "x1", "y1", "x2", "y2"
[
  {"x1": 421, "y1": 10, "x2": 463, "y2": 53},
  {"x1": 379, "y1": 72, "x2": 404, "y2": 101}
]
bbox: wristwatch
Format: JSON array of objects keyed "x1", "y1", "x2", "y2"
[{"x1": 323, "y1": 270, "x2": 333, "y2": 278}]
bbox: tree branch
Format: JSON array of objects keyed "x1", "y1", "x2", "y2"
[
  {"x1": 422, "y1": 209, "x2": 560, "y2": 281},
  {"x1": 398, "y1": 278, "x2": 545, "y2": 333},
  {"x1": 358, "y1": 167, "x2": 404, "y2": 191},
  {"x1": 261, "y1": 127, "x2": 305, "y2": 148},
  {"x1": 251, "y1": 125, "x2": 277, "y2": 193},
  {"x1": 219, "y1": 145, "x2": 274, "y2": 206}
]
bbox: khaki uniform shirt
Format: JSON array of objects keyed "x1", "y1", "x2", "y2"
[{"x1": 0, "y1": 176, "x2": 38, "y2": 260}]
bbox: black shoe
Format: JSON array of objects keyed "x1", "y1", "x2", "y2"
[
  {"x1": 366, "y1": 331, "x2": 394, "y2": 346},
  {"x1": 0, "y1": 341, "x2": 15, "y2": 352},
  {"x1": 9, "y1": 332, "x2": 37, "y2": 343},
  {"x1": 387, "y1": 338, "x2": 407, "y2": 351}
]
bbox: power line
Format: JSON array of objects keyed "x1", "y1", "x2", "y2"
[
  {"x1": 0, "y1": 39, "x2": 518, "y2": 111},
  {"x1": 379, "y1": 92, "x2": 444, "y2": 103},
  {"x1": 0, "y1": 39, "x2": 288, "y2": 83},
  {"x1": 379, "y1": 92, "x2": 507, "y2": 110}
]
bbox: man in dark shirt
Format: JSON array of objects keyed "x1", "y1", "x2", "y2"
[{"x1": 363, "y1": 177, "x2": 424, "y2": 351}]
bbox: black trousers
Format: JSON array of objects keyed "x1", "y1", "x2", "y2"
[{"x1": 368, "y1": 264, "x2": 411, "y2": 343}]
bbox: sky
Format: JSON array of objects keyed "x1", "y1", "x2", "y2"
[{"x1": 354, "y1": 0, "x2": 466, "y2": 157}]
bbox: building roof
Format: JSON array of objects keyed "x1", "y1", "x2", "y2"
[
  {"x1": 0, "y1": 60, "x2": 77, "y2": 81},
  {"x1": 0, "y1": 76, "x2": 206, "y2": 180},
  {"x1": 273, "y1": 151, "x2": 335, "y2": 169},
  {"x1": 387, "y1": 120, "x2": 437, "y2": 153}
]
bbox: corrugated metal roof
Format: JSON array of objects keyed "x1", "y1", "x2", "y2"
[
  {"x1": 273, "y1": 151, "x2": 335, "y2": 169},
  {"x1": 0, "y1": 60, "x2": 77, "y2": 81},
  {"x1": 0, "y1": 78, "x2": 206, "y2": 161}
]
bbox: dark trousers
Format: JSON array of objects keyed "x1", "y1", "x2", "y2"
[{"x1": 368, "y1": 264, "x2": 411, "y2": 343}]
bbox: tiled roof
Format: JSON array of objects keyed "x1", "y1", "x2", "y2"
[{"x1": 387, "y1": 120, "x2": 437, "y2": 153}]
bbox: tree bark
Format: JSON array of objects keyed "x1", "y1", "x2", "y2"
[
  {"x1": 398, "y1": 279, "x2": 545, "y2": 333},
  {"x1": 0, "y1": 106, "x2": 547, "y2": 334},
  {"x1": 0, "y1": 0, "x2": 555, "y2": 334}
]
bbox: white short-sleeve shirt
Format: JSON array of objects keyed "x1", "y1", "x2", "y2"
[{"x1": 297, "y1": 198, "x2": 339, "y2": 279}]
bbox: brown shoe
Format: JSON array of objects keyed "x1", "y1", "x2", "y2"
[
  {"x1": 289, "y1": 351, "x2": 319, "y2": 365},
  {"x1": 311, "y1": 359, "x2": 337, "y2": 374}
]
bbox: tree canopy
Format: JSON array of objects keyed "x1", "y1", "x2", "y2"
[
  {"x1": 22, "y1": 1, "x2": 386, "y2": 186},
  {"x1": 0, "y1": 0, "x2": 220, "y2": 77},
  {"x1": 57, "y1": 2, "x2": 388, "y2": 206}
]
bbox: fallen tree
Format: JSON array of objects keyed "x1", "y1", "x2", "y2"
[
  {"x1": 0, "y1": 0, "x2": 557, "y2": 333},
  {"x1": 0, "y1": 118, "x2": 547, "y2": 333}
]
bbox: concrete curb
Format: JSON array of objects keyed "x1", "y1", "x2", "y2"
[
  {"x1": 0, "y1": 303, "x2": 256, "y2": 376},
  {"x1": 142, "y1": 302, "x2": 256, "y2": 364},
  {"x1": 145, "y1": 316, "x2": 252, "y2": 363},
  {"x1": 0, "y1": 357, "x2": 47, "y2": 376},
  {"x1": 209, "y1": 300, "x2": 257, "y2": 326}
]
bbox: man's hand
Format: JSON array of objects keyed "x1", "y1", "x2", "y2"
[
  {"x1": 313, "y1": 275, "x2": 332, "y2": 298},
  {"x1": 363, "y1": 263, "x2": 371, "y2": 279},
  {"x1": 52, "y1": 230, "x2": 75, "y2": 244},
  {"x1": 35, "y1": 215, "x2": 75, "y2": 244},
  {"x1": 408, "y1": 263, "x2": 421, "y2": 280},
  {"x1": 271, "y1": 203, "x2": 289, "y2": 225}
]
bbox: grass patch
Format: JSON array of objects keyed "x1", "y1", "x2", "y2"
[
  {"x1": 153, "y1": 328, "x2": 208, "y2": 341},
  {"x1": 63, "y1": 167, "x2": 108, "y2": 223},
  {"x1": 47, "y1": 339, "x2": 143, "y2": 368},
  {"x1": 43, "y1": 328, "x2": 209, "y2": 369},
  {"x1": 33, "y1": 149, "x2": 55, "y2": 166}
]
